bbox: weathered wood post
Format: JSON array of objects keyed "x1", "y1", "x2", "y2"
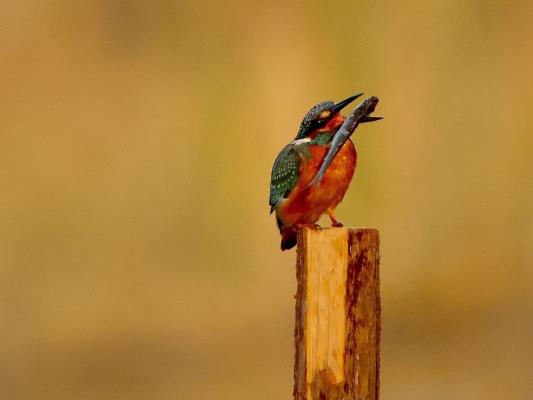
[{"x1": 294, "y1": 227, "x2": 381, "y2": 400}]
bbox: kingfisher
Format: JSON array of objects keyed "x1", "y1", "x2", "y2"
[{"x1": 269, "y1": 93, "x2": 381, "y2": 250}]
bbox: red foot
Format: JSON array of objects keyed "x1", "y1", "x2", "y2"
[{"x1": 332, "y1": 221, "x2": 344, "y2": 228}]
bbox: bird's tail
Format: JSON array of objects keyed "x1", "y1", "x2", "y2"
[
  {"x1": 281, "y1": 229, "x2": 297, "y2": 251},
  {"x1": 277, "y1": 217, "x2": 297, "y2": 250}
]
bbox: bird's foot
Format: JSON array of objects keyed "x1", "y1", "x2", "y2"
[{"x1": 327, "y1": 208, "x2": 343, "y2": 228}]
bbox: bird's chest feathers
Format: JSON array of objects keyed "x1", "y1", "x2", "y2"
[
  {"x1": 301, "y1": 140, "x2": 357, "y2": 189},
  {"x1": 279, "y1": 139, "x2": 357, "y2": 223}
]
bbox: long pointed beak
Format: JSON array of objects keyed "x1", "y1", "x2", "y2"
[{"x1": 330, "y1": 92, "x2": 364, "y2": 115}]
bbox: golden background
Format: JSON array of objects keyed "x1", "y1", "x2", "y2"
[{"x1": 1, "y1": 1, "x2": 532, "y2": 399}]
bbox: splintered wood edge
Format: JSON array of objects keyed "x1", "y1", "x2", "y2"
[{"x1": 294, "y1": 227, "x2": 381, "y2": 400}]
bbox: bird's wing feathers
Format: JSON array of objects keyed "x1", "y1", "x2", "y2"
[{"x1": 269, "y1": 145, "x2": 300, "y2": 213}]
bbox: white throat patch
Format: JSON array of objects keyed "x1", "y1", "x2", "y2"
[{"x1": 290, "y1": 138, "x2": 312, "y2": 146}]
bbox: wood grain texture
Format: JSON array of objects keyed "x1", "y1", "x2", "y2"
[{"x1": 294, "y1": 228, "x2": 380, "y2": 400}]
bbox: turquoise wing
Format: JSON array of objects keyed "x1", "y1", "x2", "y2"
[{"x1": 269, "y1": 145, "x2": 300, "y2": 213}]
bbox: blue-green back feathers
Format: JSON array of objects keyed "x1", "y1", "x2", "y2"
[{"x1": 269, "y1": 146, "x2": 300, "y2": 213}]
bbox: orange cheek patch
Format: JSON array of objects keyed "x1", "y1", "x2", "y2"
[{"x1": 325, "y1": 114, "x2": 345, "y2": 130}]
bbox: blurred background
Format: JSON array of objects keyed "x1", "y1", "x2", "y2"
[{"x1": 1, "y1": 1, "x2": 532, "y2": 399}]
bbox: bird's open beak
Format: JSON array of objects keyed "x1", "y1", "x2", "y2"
[{"x1": 330, "y1": 92, "x2": 363, "y2": 116}]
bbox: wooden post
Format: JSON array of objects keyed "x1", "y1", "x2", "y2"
[{"x1": 294, "y1": 227, "x2": 381, "y2": 400}]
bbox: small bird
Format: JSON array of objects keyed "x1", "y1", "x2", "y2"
[{"x1": 269, "y1": 94, "x2": 381, "y2": 250}]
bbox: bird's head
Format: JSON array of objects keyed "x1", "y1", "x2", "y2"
[{"x1": 294, "y1": 93, "x2": 362, "y2": 140}]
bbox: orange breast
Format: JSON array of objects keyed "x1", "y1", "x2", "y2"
[{"x1": 277, "y1": 140, "x2": 357, "y2": 227}]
